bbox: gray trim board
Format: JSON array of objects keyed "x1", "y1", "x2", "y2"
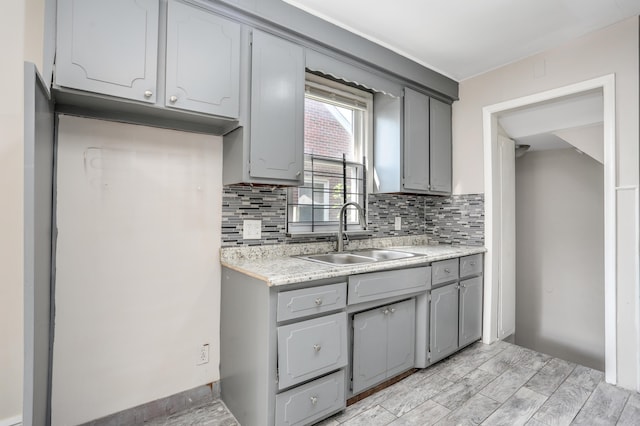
[{"x1": 23, "y1": 61, "x2": 56, "y2": 426}]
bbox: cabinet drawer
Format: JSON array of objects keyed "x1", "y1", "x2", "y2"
[
  {"x1": 348, "y1": 267, "x2": 429, "y2": 305},
  {"x1": 460, "y1": 254, "x2": 483, "y2": 278},
  {"x1": 277, "y1": 312, "x2": 348, "y2": 390},
  {"x1": 277, "y1": 283, "x2": 346, "y2": 322},
  {"x1": 275, "y1": 370, "x2": 345, "y2": 426},
  {"x1": 432, "y1": 258, "x2": 459, "y2": 286}
]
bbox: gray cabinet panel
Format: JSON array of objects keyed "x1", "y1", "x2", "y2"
[
  {"x1": 429, "y1": 98, "x2": 452, "y2": 193},
  {"x1": 277, "y1": 312, "x2": 347, "y2": 390},
  {"x1": 249, "y1": 29, "x2": 305, "y2": 182},
  {"x1": 386, "y1": 299, "x2": 416, "y2": 378},
  {"x1": 348, "y1": 267, "x2": 428, "y2": 305},
  {"x1": 432, "y1": 258, "x2": 459, "y2": 286},
  {"x1": 352, "y1": 307, "x2": 388, "y2": 394},
  {"x1": 373, "y1": 93, "x2": 402, "y2": 193},
  {"x1": 275, "y1": 369, "x2": 345, "y2": 426},
  {"x1": 430, "y1": 283, "x2": 459, "y2": 363},
  {"x1": 56, "y1": 0, "x2": 159, "y2": 103},
  {"x1": 277, "y1": 282, "x2": 346, "y2": 322},
  {"x1": 460, "y1": 254, "x2": 483, "y2": 278},
  {"x1": 459, "y1": 276, "x2": 483, "y2": 347},
  {"x1": 403, "y1": 87, "x2": 430, "y2": 192},
  {"x1": 165, "y1": 0, "x2": 240, "y2": 117}
]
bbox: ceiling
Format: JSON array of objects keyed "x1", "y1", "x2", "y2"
[{"x1": 283, "y1": 0, "x2": 640, "y2": 81}]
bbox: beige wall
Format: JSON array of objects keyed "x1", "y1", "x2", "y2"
[
  {"x1": 453, "y1": 17, "x2": 638, "y2": 194},
  {"x1": 52, "y1": 116, "x2": 223, "y2": 425},
  {"x1": 0, "y1": 1, "x2": 26, "y2": 423},
  {"x1": 454, "y1": 17, "x2": 639, "y2": 389},
  {"x1": 515, "y1": 148, "x2": 604, "y2": 370}
]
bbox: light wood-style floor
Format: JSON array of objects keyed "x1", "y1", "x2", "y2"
[{"x1": 149, "y1": 341, "x2": 640, "y2": 425}]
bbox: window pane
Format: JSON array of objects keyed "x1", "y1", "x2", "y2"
[{"x1": 304, "y1": 97, "x2": 357, "y2": 162}]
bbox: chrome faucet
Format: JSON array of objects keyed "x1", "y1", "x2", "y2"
[{"x1": 337, "y1": 202, "x2": 366, "y2": 252}]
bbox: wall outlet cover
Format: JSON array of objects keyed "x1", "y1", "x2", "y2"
[
  {"x1": 394, "y1": 217, "x2": 402, "y2": 231},
  {"x1": 197, "y1": 344, "x2": 209, "y2": 365},
  {"x1": 243, "y1": 220, "x2": 262, "y2": 240}
]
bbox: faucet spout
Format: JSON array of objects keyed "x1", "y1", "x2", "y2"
[{"x1": 337, "y1": 202, "x2": 366, "y2": 252}]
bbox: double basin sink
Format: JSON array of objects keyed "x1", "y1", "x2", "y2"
[{"x1": 300, "y1": 248, "x2": 420, "y2": 266}]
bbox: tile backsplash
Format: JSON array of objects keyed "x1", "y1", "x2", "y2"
[{"x1": 222, "y1": 185, "x2": 484, "y2": 247}]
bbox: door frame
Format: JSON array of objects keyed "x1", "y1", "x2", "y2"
[{"x1": 481, "y1": 74, "x2": 617, "y2": 384}]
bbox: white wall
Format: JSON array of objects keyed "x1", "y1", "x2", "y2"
[
  {"x1": 515, "y1": 148, "x2": 604, "y2": 370},
  {"x1": 454, "y1": 17, "x2": 639, "y2": 390},
  {"x1": 52, "y1": 116, "x2": 222, "y2": 426},
  {"x1": 0, "y1": 1, "x2": 26, "y2": 423}
]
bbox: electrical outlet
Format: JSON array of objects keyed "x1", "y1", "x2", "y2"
[
  {"x1": 197, "y1": 344, "x2": 209, "y2": 365},
  {"x1": 394, "y1": 217, "x2": 402, "y2": 231},
  {"x1": 243, "y1": 220, "x2": 262, "y2": 240}
]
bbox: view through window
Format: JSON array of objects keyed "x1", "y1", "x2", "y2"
[{"x1": 287, "y1": 76, "x2": 371, "y2": 234}]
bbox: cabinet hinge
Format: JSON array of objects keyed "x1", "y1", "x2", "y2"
[
  {"x1": 276, "y1": 368, "x2": 279, "y2": 384},
  {"x1": 427, "y1": 351, "x2": 431, "y2": 362},
  {"x1": 427, "y1": 293, "x2": 432, "y2": 302}
]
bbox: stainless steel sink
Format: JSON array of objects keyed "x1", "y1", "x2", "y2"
[
  {"x1": 352, "y1": 249, "x2": 417, "y2": 261},
  {"x1": 302, "y1": 252, "x2": 377, "y2": 265},
  {"x1": 300, "y1": 249, "x2": 419, "y2": 266}
]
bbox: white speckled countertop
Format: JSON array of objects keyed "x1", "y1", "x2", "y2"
[{"x1": 220, "y1": 236, "x2": 486, "y2": 286}]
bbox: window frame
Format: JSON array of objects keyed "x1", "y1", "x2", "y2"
[{"x1": 287, "y1": 73, "x2": 374, "y2": 236}]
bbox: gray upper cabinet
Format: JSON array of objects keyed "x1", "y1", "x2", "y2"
[
  {"x1": 373, "y1": 88, "x2": 453, "y2": 195},
  {"x1": 56, "y1": 0, "x2": 159, "y2": 103},
  {"x1": 223, "y1": 28, "x2": 305, "y2": 186},
  {"x1": 249, "y1": 30, "x2": 305, "y2": 182},
  {"x1": 55, "y1": 0, "x2": 241, "y2": 134},
  {"x1": 429, "y1": 97, "x2": 452, "y2": 193},
  {"x1": 403, "y1": 87, "x2": 430, "y2": 192},
  {"x1": 165, "y1": 0, "x2": 240, "y2": 117}
]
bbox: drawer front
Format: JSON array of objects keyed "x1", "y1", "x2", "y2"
[
  {"x1": 277, "y1": 282, "x2": 347, "y2": 322},
  {"x1": 277, "y1": 312, "x2": 348, "y2": 390},
  {"x1": 432, "y1": 258, "x2": 459, "y2": 286},
  {"x1": 348, "y1": 267, "x2": 430, "y2": 305},
  {"x1": 275, "y1": 370, "x2": 346, "y2": 426},
  {"x1": 460, "y1": 254, "x2": 483, "y2": 278}
]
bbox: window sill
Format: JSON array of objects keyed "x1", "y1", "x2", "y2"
[{"x1": 286, "y1": 230, "x2": 373, "y2": 239}]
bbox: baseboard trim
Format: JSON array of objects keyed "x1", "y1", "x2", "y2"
[
  {"x1": 79, "y1": 382, "x2": 220, "y2": 426},
  {"x1": 0, "y1": 415, "x2": 22, "y2": 426}
]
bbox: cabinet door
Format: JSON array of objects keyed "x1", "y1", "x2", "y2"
[
  {"x1": 249, "y1": 29, "x2": 304, "y2": 183},
  {"x1": 56, "y1": 0, "x2": 159, "y2": 103},
  {"x1": 403, "y1": 87, "x2": 430, "y2": 192},
  {"x1": 429, "y1": 98, "x2": 452, "y2": 193},
  {"x1": 459, "y1": 276, "x2": 483, "y2": 347},
  {"x1": 430, "y1": 283, "x2": 459, "y2": 363},
  {"x1": 386, "y1": 299, "x2": 416, "y2": 378},
  {"x1": 165, "y1": 1, "x2": 240, "y2": 117},
  {"x1": 352, "y1": 308, "x2": 388, "y2": 394}
]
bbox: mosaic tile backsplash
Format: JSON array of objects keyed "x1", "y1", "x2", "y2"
[{"x1": 222, "y1": 185, "x2": 484, "y2": 247}]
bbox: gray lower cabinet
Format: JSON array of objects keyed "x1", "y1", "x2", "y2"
[
  {"x1": 352, "y1": 298, "x2": 415, "y2": 394},
  {"x1": 459, "y1": 276, "x2": 483, "y2": 347},
  {"x1": 223, "y1": 28, "x2": 305, "y2": 185},
  {"x1": 430, "y1": 283, "x2": 459, "y2": 363},
  {"x1": 220, "y1": 269, "x2": 347, "y2": 426},
  {"x1": 429, "y1": 254, "x2": 483, "y2": 364}
]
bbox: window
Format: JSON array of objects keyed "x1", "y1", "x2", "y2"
[{"x1": 288, "y1": 74, "x2": 372, "y2": 234}]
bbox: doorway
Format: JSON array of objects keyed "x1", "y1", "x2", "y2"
[{"x1": 482, "y1": 75, "x2": 617, "y2": 383}]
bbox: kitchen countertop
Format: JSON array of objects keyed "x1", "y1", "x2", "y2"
[{"x1": 220, "y1": 236, "x2": 486, "y2": 286}]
